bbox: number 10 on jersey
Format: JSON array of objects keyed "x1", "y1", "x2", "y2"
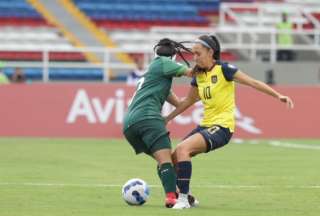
[{"x1": 203, "y1": 86, "x2": 212, "y2": 100}]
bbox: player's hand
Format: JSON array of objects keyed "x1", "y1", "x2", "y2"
[
  {"x1": 278, "y1": 95, "x2": 294, "y2": 109},
  {"x1": 185, "y1": 69, "x2": 193, "y2": 77}
]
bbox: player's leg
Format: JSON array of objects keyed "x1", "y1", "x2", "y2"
[
  {"x1": 173, "y1": 125, "x2": 206, "y2": 195},
  {"x1": 172, "y1": 133, "x2": 207, "y2": 209},
  {"x1": 170, "y1": 126, "x2": 205, "y2": 207},
  {"x1": 173, "y1": 125, "x2": 232, "y2": 209},
  {"x1": 172, "y1": 125, "x2": 205, "y2": 164},
  {"x1": 152, "y1": 148, "x2": 177, "y2": 207},
  {"x1": 155, "y1": 162, "x2": 199, "y2": 208},
  {"x1": 140, "y1": 120, "x2": 177, "y2": 208}
]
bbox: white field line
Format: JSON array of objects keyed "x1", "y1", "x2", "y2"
[
  {"x1": 0, "y1": 182, "x2": 319, "y2": 189},
  {"x1": 268, "y1": 141, "x2": 320, "y2": 150},
  {"x1": 232, "y1": 140, "x2": 320, "y2": 150}
]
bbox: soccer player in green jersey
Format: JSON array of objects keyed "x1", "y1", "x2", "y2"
[{"x1": 122, "y1": 38, "x2": 193, "y2": 208}]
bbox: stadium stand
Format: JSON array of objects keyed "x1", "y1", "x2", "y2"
[
  {"x1": 0, "y1": 0, "x2": 319, "y2": 82},
  {"x1": 0, "y1": 27, "x2": 74, "y2": 52},
  {"x1": 0, "y1": 0, "x2": 98, "y2": 80},
  {"x1": 0, "y1": 0, "x2": 84, "y2": 60},
  {"x1": 0, "y1": 0, "x2": 47, "y2": 26},
  {"x1": 2, "y1": 67, "x2": 102, "y2": 81},
  {"x1": 73, "y1": 0, "x2": 238, "y2": 63},
  {"x1": 74, "y1": 0, "x2": 215, "y2": 29}
]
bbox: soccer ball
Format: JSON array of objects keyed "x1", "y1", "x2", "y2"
[{"x1": 122, "y1": 178, "x2": 150, "y2": 205}]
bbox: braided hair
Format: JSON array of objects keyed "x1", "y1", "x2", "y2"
[{"x1": 154, "y1": 38, "x2": 193, "y2": 67}]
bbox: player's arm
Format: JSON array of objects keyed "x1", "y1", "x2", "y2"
[
  {"x1": 166, "y1": 91, "x2": 181, "y2": 107},
  {"x1": 165, "y1": 86, "x2": 200, "y2": 124},
  {"x1": 182, "y1": 68, "x2": 193, "y2": 77},
  {"x1": 233, "y1": 70, "x2": 294, "y2": 108},
  {"x1": 163, "y1": 58, "x2": 193, "y2": 78},
  {"x1": 168, "y1": 65, "x2": 193, "y2": 77}
]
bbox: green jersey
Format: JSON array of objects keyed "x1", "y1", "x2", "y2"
[
  {"x1": 123, "y1": 56, "x2": 187, "y2": 130},
  {"x1": 276, "y1": 22, "x2": 293, "y2": 46}
]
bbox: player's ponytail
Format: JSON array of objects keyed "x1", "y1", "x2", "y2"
[{"x1": 209, "y1": 35, "x2": 221, "y2": 60}]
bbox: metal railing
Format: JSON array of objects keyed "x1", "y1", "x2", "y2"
[
  {"x1": 150, "y1": 26, "x2": 320, "y2": 62},
  {"x1": 1, "y1": 47, "x2": 153, "y2": 82},
  {"x1": 219, "y1": 2, "x2": 320, "y2": 29},
  {"x1": 1, "y1": 29, "x2": 320, "y2": 82}
]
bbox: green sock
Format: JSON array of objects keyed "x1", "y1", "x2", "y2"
[
  {"x1": 159, "y1": 163, "x2": 176, "y2": 193},
  {"x1": 156, "y1": 165, "x2": 164, "y2": 189}
]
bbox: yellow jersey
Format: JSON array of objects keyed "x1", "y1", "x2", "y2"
[{"x1": 191, "y1": 61, "x2": 238, "y2": 132}]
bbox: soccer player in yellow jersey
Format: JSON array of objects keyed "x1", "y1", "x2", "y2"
[{"x1": 165, "y1": 35, "x2": 294, "y2": 209}]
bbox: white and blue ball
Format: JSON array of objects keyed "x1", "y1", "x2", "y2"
[{"x1": 122, "y1": 178, "x2": 150, "y2": 205}]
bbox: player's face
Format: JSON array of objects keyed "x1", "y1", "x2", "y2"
[{"x1": 192, "y1": 43, "x2": 213, "y2": 68}]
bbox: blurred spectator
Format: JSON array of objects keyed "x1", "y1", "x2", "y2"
[
  {"x1": 265, "y1": 69, "x2": 275, "y2": 85},
  {"x1": 0, "y1": 69, "x2": 10, "y2": 84},
  {"x1": 11, "y1": 68, "x2": 26, "y2": 83},
  {"x1": 276, "y1": 12, "x2": 295, "y2": 61},
  {"x1": 126, "y1": 58, "x2": 145, "y2": 86}
]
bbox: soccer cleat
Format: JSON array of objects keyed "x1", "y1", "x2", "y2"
[
  {"x1": 172, "y1": 198, "x2": 191, "y2": 209},
  {"x1": 193, "y1": 198, "x2": 200, "y2": 207},
  {"x1": 172, "y1": 193, "x2": 191, "y2": 209},
  {"x1": 175, "y1": 192, "x2": 199, "y2": 207},
  {"x1": 187, "y1": 194, "x2": 200, "y2": 207},
  {"x1": 165, "y1": 192, "x2": 176, "y2": 208},
  {"x1": 165, "y1": 197, "x2": 176, "y2": 208}
]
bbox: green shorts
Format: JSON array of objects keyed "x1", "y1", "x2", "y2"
[{"x1": 123, "y1": 119, "x2": 171, "y2": 155}]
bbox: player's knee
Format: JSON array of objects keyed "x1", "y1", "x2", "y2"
[
  {"x1": 175, "y1": 144, "x2": 191, "y2": 160},
  {"x1": 153, "y1": 149, "x2": 172, "y2": 165},
  {"x1": 172, "y1": 151, "x2": 178, "y2": 165}
]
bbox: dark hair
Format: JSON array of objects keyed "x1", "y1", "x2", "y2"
[
  {"x1": 154, "y1": 38, "x2": 177, "y2": 57},
  {"x1": 198, "y1": 35, "x2": 221, "y2": 60},
  {"x1": 154, "y1": 38, "x2": 193, "y2": 66}
]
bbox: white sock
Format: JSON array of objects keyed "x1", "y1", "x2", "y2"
[{"x1": 178, "y1": 193, "x2": 188, "y2": 201}]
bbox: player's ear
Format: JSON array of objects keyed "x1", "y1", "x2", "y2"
[{"x1": 208, "y1": 48, "x2": 214, "y2": 58}]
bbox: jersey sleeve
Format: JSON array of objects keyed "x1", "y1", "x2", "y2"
[
  {"x1": 190, "y1": 77, "x2": 198, "y2": 87},
  {"x1": 221, "y1": 62, "x2": 238, "y2": 81},
  {"x1": 162, "y1": 58, "x2": 187, "y2": 77}
]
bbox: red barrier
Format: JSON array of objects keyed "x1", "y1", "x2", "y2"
[{"x1": 0, "y1": 83, "x2": 319, "y2": 138}]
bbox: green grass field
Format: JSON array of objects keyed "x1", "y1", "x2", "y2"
[{"x1": 0, "y1": 138, "x2": 319, "y2": 216}]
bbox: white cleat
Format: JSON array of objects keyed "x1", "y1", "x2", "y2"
[
  {"x1": 172, "y1": 194, "x2": 191, "y2": 209},
  {"x1": 172, "y1": 199, "x2": 191, "y2": 209},
  {"x1": 187, "y1": 193, "x2": 199, "y2": 207},
  {"x1": 191, "y1": 198, "x2": 199, "y2": 207}
]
